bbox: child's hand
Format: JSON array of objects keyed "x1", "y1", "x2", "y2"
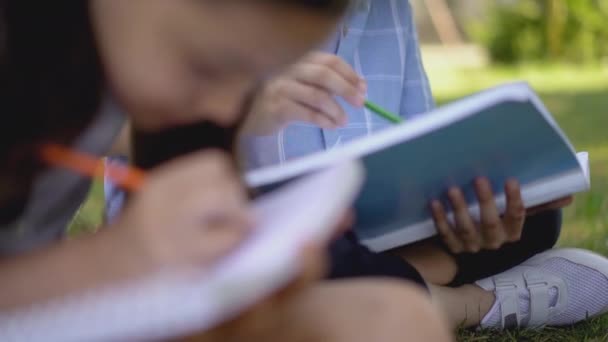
[
  {"x1": 113, "y1": 150, "x2": 252, "y2": 270},
  {"x1": 527, "y1": 196, "x2": 573, "y2": 216},
  {"x1": 242, "y1": 52, "x2": 366, "y2": 135},
  {"x1": 431, "y1": 178, "x2": 526, "y2": 254}
]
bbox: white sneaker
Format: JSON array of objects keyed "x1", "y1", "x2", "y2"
[{"x1": 476, "y1": 248, "x2": 608, "y2": 330}]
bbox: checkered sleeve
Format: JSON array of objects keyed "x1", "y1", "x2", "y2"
[{"x1": 399, "y1": 0, "x2": 435, "y2": 118}]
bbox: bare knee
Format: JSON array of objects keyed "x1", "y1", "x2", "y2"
[
  {"x1": 308, "y1": 279, "x2": 453, "y2": 342},
  {"x1": 359, "y1": 279, "x2": 452, "y2": 341}
]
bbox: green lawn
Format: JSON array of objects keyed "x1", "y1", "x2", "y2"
[{"x1": 426, "y1": 63, "x2": 608, "y2": 341}]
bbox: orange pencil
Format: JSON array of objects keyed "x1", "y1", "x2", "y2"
[{"x1": 40, "y1": 143, "x2": 146, "y2": 192}]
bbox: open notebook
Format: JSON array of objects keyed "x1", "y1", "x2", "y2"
[
  {"x1": 0, "y1": 161, "x2": 364, "y2": 341},
  {"x1": 246, "y1": 82, "x2": 591, "y2": 252}
]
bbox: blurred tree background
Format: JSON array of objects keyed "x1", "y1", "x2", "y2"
[
  {"x1": 469, "y1": 0, "x2": 608, "y2": 64},
  {"x1": 412, "y1": 0, "x2": 608, "y2": 64}
]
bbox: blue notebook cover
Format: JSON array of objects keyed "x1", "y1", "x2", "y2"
[{"x1": 247, "y1": 82, "x2": 590, "y2": 252}]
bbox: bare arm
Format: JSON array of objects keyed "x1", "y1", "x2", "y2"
[
  {"x1": 0, "y1": 228, "x2": 147, "y2": 311},
  {"x1": 0, "y1": 151, "x2": 249, "y2": 312}
]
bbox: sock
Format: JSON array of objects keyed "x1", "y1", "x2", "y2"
[{"x1": 480, "y1": 296, "x2": 501, "y2": 328}]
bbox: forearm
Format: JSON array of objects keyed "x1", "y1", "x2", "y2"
[{"x1": 0, "y1": 229, "x2": 149, "y2": 312}]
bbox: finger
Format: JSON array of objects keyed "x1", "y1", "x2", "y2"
[
  {"x1": 177, "y1": 170, "x2": 250, "y2": 222},
  {"x1": 552, "y1": 196, "x2": 574, "y2": 208},
  {"x1": 293, "y1": 63, "x2": 365, "y2": 108},
  {"x1": 503, "y1": 179, "x2": 526, "y2": 242},
  {"x1": 431, "y1": 200, "x2": 464, "y2": 254},
  {"x1": 274, "y1": 96, "x2": 339, "y2": 129},
  {"x1": 203, "y1": 208, "x2": 253, "y2": 234},
  {"x1": 150, "y1": 150, "x2": 238, "y2": 197},
  {"x1": 331, "y1": 210, "x2": 355, "y2": 240},
  {"x1": 279, "y1": 80, "x2": 347, "y2": 126},
  {"x1": 475, "y1": 178, "x2": 505, "y2": 250},
  {"x1": 157, "y1": 149, "x2": 235, "y2": 178},
  {"x1": 141, "y1": 150, "x2": 249, "y2": 220},
  {"x1": 449, "y1": 187, "x2": 481, "y2": 253},
  {"x1": 527, "y1": 196, "x2": 574, "y2": 215},
  {"x1": 302, "y1": 52, "x2": 364, "y2": 91},
  {"x1": 196, "y1": 222, "x2": 250, "y2": 266},
  {"x1": 154, "y1": 150, "x2": 253, "y2": 226}
]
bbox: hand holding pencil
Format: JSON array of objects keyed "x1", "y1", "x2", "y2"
[
  {"x1": 40, "y1": 142, "x2": 259, "y2": 271},
  {"x1": 243, "y1": 52, "x2": 367, "y2": 135},
  {"x1": 38, "y1": 143, "x2": 334, "y2": 340},
  {"x1": 242, "y1": 52, "x2": 402, "y2": 135},
  {"x1": 42, "y1": 144, "x2": 251, "y2": 269}
]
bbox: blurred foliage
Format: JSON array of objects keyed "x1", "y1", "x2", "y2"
[{"x1": 468, "y1": 0, "x2": 608, "y2": 64}]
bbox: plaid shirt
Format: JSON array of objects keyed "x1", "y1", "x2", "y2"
[{"x1": 242, "y1": 0, "x2": 435, "y2": 170}]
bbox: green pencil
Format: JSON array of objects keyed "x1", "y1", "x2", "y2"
[{"x1": 364, "y1": 100, "x2": 403, "y2": 124}]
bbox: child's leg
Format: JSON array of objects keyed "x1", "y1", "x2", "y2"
[
  {"x1": 207, "y1": 279, "x2": 452, "y2": 342},
  {"x1": 277, "y1": 279, "x2": 451, "y2": 342},
  {"x1": 394, "y1": 240, "x2": 458, "y2": 285},
  {"x1": 180, "y1": 279, "x2": 452, "y2": 342},
  {"x1": 324, "y1": 234, "x2": 493, "y2": 329},
  {"x1": 427, "y1": 248, "x2": 608, "y2": 330},
  {"x1": 396, "y1": 209, "x2": 563, "y2": 286},
  {"x1": 429, "y1": 283, "x2": 495, "y2": 328}
]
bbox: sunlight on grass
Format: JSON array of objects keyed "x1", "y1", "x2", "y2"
[{"x1": 427, "y1": 64, "x2": 608, "y2": 99}]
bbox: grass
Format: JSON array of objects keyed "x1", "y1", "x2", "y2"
[
  {"x1": 425, "y1": 63, "x2": 608, "y2": 340},
  {"x1": 70, "y1": 63, "x2": 608, "y2": 340},
  {"x1": 458, "y1": 316, "x2": 608, "y2": 342},
  {"x1": 68, "y1": 179, "x2": 105, "y2": 236}
]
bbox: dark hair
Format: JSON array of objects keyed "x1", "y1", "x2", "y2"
[
  {"x1": 0, "y1": 0, "x2": 103, "y2": 212},
  {"x1": 266, "y1": 0, "x2": 349, "y2": 15},
  {"x1": 0, "y1": 0, "x2": 349, "y2": 218},
  {"x1": 1, "y1": 0, "x2": 103, "y2": 147},
  {"x1": 0, "y1": 0, "x2": 349, "y2": 161}
]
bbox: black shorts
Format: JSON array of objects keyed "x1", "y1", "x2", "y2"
[
  {"x1": 327, "y1": 209, "x2": 563, "y2": 289},
  {"x1": 327, "y1": 231, "x2": 428, "y2": 289}
]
